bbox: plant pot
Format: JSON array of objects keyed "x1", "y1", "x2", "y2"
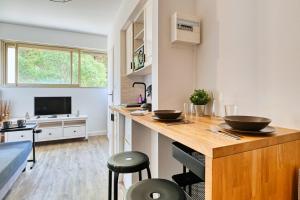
[{"x1": 194, "y1": 105, "x2": 206, "y2": 117}]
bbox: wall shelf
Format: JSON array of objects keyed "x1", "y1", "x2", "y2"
[{"x1": 127, "y1": 64, "x2": 152, "y2": 77}]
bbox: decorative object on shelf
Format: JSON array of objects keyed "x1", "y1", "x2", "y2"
[
  {"x1": 76, "y1": 110, "x2": 80, "y2": 117},
  {"x1": 25, "y1": 112, "x2": 30, "y2": 120},
  {"x1": 190, "y1": 89, "x2": 210, "y2": 117},
  {"x1": 0, "y1": 100, "x2": 11, "y2": 123},
  {"x1": 171, "y1": 12, "x2": 201, "y2": 45},
  {"x1": 138, "y1": 94, "x2": 143, "y2": 104},
  {"x1": 2, "y1": 121, "x2": 12, "y2": 129},
  {"x1": 17, "y1": 119, "x2": 27, "y2": 128},
  {"x1": 133, "y1": 45, "x2": 145, "y2": 71}
]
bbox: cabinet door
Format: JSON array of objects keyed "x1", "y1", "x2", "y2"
[
  {"x1": 5, "y1": 131, "x2": 32, "y2": 142},
  {"x1": 144, "y1": 0, "x2": 153, "y2": 66},
  {"x1": 37, "y1": 127, "x2": 63, "y2": 142},
  {"x1": 64, "y1": 126, "x2": 85, "y2": 139},
  {"x1": 126, "y1": 23, "x2": 134, "y2": 75}
]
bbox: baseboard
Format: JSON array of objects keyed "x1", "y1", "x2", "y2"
[{"x1": 88, "y1": 130, "x2": 107, "y2": 136}]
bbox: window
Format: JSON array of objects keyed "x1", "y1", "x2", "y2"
[
  {"x1": 4, "y1": 42, "x2": 107, "y2": 87},
  {"x1": 80, "y1": 51, "x2": 107, "y2": 87}
]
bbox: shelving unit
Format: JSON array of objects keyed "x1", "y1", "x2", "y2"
[
  {"x1": 125, "y1": 1, "x2": 152, "y2": 77},
  {"x1": 133, "y1": 11, "x2": 145, "y2": 53}
]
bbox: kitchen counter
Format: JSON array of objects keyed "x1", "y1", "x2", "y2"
[
  {"x1": 111, "y1": 106, "x2": 300, "y2": 158},
  {"x1": 111, "y1": 106, "x2": 300, "y2": 200}
]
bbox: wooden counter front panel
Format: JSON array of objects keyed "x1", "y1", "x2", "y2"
[{"x1": 211, "y1": 140, "x2": 300, "y2": 200}]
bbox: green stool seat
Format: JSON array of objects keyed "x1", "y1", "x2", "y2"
[
  {"x1": 107, "y1": 151, "x2": 149, "y2": 173},
  {"x1": 126, "y1": 179, "x2": 186, "y2": 200}
]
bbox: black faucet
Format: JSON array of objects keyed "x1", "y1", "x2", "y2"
[{"x1": 132, "y1": 82, "x2": 147, "y2": 103}]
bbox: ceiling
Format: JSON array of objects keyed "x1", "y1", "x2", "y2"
[{"x1": 0, "y1": 0, "x2": 122, "y2": 35}]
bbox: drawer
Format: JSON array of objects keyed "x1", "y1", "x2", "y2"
[
  {"x1": 172, "y1": 142, "x2": 205, "y2": 180},
  {"x1": 64, "y1": 126, "x2": 85, "y2": 138},
  {"x1": 37, "y1": 127, "x2": 63, "y2": 142},
  {"x1": 5, "y1": 131, "x2": 32, "y2": 142}
]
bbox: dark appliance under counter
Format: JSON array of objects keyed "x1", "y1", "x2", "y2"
[{"x1": 172, "y1": 142, "x2": 205, "y2": 200}]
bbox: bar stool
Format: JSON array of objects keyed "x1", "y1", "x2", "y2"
[
  {"x1": 126, "y1": 178, "x2": 191, "y2": 200},
  {"x1": 107, "y1": 151, "x2": 151, "y2": 200}
]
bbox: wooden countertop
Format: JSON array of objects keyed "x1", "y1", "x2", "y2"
[{"x1": 111, "y1": 106, "x2": 300, "y2": 158}]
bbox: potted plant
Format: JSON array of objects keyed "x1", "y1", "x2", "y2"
[{"x1": 190, "y1": 89, "x2": 210, "y2": 116}]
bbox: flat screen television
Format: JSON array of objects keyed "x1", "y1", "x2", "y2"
[{"x1": 34, "y1": 97, "x2": 72, "y2": 116}]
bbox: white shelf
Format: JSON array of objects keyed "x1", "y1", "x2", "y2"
[
  {"x1": 127, "y1": 64, "x2": 152, "y2": 77},
  {"x1": 134, "y1": 29, "x2": 144, "y2": 40}
]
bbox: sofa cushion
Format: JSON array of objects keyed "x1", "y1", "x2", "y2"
[{"x1": 0, "y1": 141, "x2": 32, "y2": 190}]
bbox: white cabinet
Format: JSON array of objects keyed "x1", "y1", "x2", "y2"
[
  {"x1": 125, "y1": 2, "x2": 152, "y2": 77},
  {"x1": 37, "y1": 127, "x2": 63, "y2": 142},
  {"x1": 126, "y1": 23, "x2": 134, "y2": 75},
  {"x1": 64, "y1": 126, "x2": 86, "y2": 139},
  {"x1": 124, "y1": 117, "x2": 133, "y2": 189},
  {"x1": 4, "y1": 116, "x2": 87, "y2": 143},
  {"x1": 5, "y1": 130, "x2": 32, "y2": 142},
  {"x1": 144, "y1": 0, "x2": 153, "y2": 67}
]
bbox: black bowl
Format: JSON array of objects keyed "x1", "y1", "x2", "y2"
[
  {"x1": 153, "y1": 110, "x2": 182, "y2": 120},
  {"x1": 224, "y1": 116, "x2": 271, "y2": 131}
]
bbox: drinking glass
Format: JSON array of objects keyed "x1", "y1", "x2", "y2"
[
  {"x1": 183, "y1": 103, "x2": 193, "y2": 122},
  {"x1": 224, "y1": 105, "x2": 238, "y2": 116}
]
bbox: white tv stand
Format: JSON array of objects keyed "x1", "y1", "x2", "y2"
[{"x1": 5, "y1": 115, "x2": 88, "y2": 143}]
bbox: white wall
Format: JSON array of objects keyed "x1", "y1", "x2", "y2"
[
  {"x1": 107, "y1": 0, "x2": 142, "y2": 105},
  {"x1": 256, "y1": 0, "x2": 300, "y2": 129},
  {"x1": 0, "y1": 88, "x2": 107, "y2": 135},
  {"x1": 155, "y1": 0, "x2": 197, "y2": 110},
  {"x1": 195, "y1": 0, "x2": 300, "y2": 129},
  {"x1": 0, "y1": 22, "x2": 107, "y2": 50},
  {"x1": 0, "y1": 23, "x2": 108, "y2": 135},
  {"x1": 152, "y1": 0, "x2": 197, "y2": 180}
]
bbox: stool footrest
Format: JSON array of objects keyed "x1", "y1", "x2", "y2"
[{"x1": 172, "y1": 172, "x2": 203, "y2": 187}]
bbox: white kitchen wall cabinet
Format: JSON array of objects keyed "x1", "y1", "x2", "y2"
[
  {"x1": 126, "y1": 23, "x2": 134, "y2": 75},
  {"x1": 144, "y1": 0, "x2": 153, "y2": 67},
  {"x1": 126, "y1": 1, "x2": 153, "y2": 77}
]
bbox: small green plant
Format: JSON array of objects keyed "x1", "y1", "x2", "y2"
[{"x1": 190, "y1": 89, "x2": 210, "y2": 105}]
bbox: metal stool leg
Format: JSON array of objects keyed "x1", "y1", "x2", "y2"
[
  {"x1": 188, "y1": 185, "x2": 192, "y2": 196},
  {"x1": 183, "y1": 166, "x2": 187, "y2": 192},
  {"x1": 113, "y1": 172, "x2": 119, "y2": 200},
  {"x1": 139, "y1": 171, "x2": 142, "y2": 181},
  {"x1": 146, "y1": 166, "x2": 152, "y2": 179},
  {"x1": 108, "y1": 170, "x2": 112, "y2": 200}
]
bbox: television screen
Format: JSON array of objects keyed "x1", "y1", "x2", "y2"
[{"x1": 34, "y1": 97, "x2": 71, "y2": 116}]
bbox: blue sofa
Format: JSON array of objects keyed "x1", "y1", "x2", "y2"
[{"x1": 0, "y1": 141, "x2": 32, "y2": 200}]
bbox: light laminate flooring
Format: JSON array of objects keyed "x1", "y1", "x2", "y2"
[{"x1": 4, "y1": 136, "x2": 123, "y2": 200}]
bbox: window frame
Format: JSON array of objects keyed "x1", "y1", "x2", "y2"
[{"x1": 2, "y1": 40, "x2": 107, "y2": 88}]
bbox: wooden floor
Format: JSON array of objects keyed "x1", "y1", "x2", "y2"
[{"x1": 4, "y1": 136, "x2": 121, "y2": 200}]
